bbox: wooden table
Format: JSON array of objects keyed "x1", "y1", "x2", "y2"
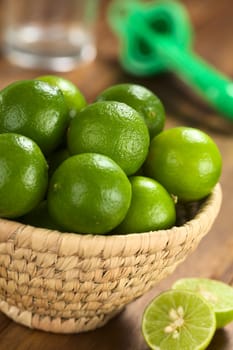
[{"x1": 0, "y1": 0, "x2": 233, "y2": 349}]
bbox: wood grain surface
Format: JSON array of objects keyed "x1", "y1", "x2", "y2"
[{"x1": 0, "y1": 0, "x2": 233, "y2": 349}]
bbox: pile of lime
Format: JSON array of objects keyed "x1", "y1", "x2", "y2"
[
  {"x1": 0, "y1": 76, "x2": 222, "y2": 234},
  {"x1": 142, "y1": 277, "x2": 233, "y2": 350}
]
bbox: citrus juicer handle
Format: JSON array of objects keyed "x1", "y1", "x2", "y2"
[
  {"x1": 131, "y1": 13, "x2": 233, "y2": 119},
  {"x1": 108, "y1": 1, "x2": 233, "y2": 120}
]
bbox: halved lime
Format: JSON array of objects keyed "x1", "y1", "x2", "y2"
[
  {"x1": 142, "y1": 290, "x2": 216, "y2": 350},
  {"x1": 173, "y1": 278, "x2": 233, "y2": 328}
]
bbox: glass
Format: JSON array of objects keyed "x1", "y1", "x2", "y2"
[{"x1": 2, "y1": 0, "x2": 98, "y2": 71}]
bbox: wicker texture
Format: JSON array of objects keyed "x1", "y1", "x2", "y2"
[{"x1": 0, "y1": 184, "x2": 222, "y2": 333}]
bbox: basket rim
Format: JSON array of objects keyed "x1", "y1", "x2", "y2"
[{"x1": 0, "y1": 183, "x2": 222, "y2": 258}]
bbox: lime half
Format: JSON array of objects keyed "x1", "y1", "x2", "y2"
[
  {"x1": 142, "y1": 290, "x2": 216, "y2": 350},
  {"x1": 173, "y1": 278, "x2": 233, "y2": 328}
]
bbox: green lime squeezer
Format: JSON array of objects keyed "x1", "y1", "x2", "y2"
[{"x1": 108, "y1": 0, "x2": 233, "y2": 119}]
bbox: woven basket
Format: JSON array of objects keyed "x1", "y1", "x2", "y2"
[{"x1": 0, "y1": 183, "x2": 222, "y2": 333}]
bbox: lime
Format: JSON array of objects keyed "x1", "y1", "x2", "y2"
[
  {"x1": 144, "y1": 127, "x2": 222, "y2": 202},
  {"x1": 172, "y1": 278, "x2": 233, "y2": 328},
  {"x1": 96, "y1": 83, "x2": 165, "y2": 138},
  {"x1": 142, "y1": 290, "x2": 216, "y2": 350},
  {"x1": 19, "y1": 201, "x2": 62, "y2": 230},
  {"x1": 0, "y1": 79, "x2": 68, "y2": 154},
  {"x1": 0, "y1": 133, "x2": 48, "y2": 218},
  {"x1": 36, "y1": 75, "x2": 87, "y2": 120},
  {"x1": 116, "y1": 176, "x2": 176, "y2": 233},
  {"x1": 67, "y1": 101, "x2": 150, "y2": 176},
  {"x1": 47, "y1": 153, "x2": 132, "y2": 234}
]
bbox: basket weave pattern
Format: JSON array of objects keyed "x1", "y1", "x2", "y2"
[{"x1": 0, "y1": 184, "x2": 222, "y2": 333}]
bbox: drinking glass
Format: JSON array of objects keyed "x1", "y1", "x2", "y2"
[{"x1": 2, "y1": 0, "x2": 98, "y2": 71}]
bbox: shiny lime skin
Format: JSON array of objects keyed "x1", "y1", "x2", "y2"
[
  {"x1": 36, "y1": 75, "x2": 87, "y2": 120},
  {"x1": 47, "y1": 153, "x2": 132, "y2": 234},
  {"x1": 116, "y1": 176, "x2": 176, "y2": 233},
  {"x1": 0, "y1": 80, "x2": 68, "y2": 154},
  {"x1": 144, "y1": 127, "x2": 222, "y2": 202},
  {"x1": 0, "y1": 133, "x2": 48, "y2": 218},
  {"x1": 67, "y1": 101, "x2": 150, "y2": 176},
  {"x1": 96, "y1": 83, "x2": 165, "y2": 138}
]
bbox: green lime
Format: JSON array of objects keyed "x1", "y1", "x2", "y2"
[
  {"x1": 36, "y1": 75, "x2": 87, "y2": 120},
  {"x1": 144, "y1": 127, "x2": 222, "y2": 202},
  {"x1": 47, "y1": 153, "x2": 132, "y2": 234},
  {"x1": 0, "y1": 79, "x2": 68, "y2": 154},
  {"x1": 172, "y1": 278, "x2": 233, "y2": 328},
  {"x1": 116, "y1": 176, "x2": 176, "y2": 233},
  {"x1": 67, "y1": 101, "x2": 150, "y2": 176},
  {"x1": 0, "y1": 133, "x2": 48, "y2": 218},
  {"x1": 142, "y1": 290, "x2": 216, "y2": 350},
  {"x1": 19, "y1": 201, "x2": 62, "y2": 230},
  {"x1": 96, "y1": 83, "x2": 165, "y2": 138}
]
